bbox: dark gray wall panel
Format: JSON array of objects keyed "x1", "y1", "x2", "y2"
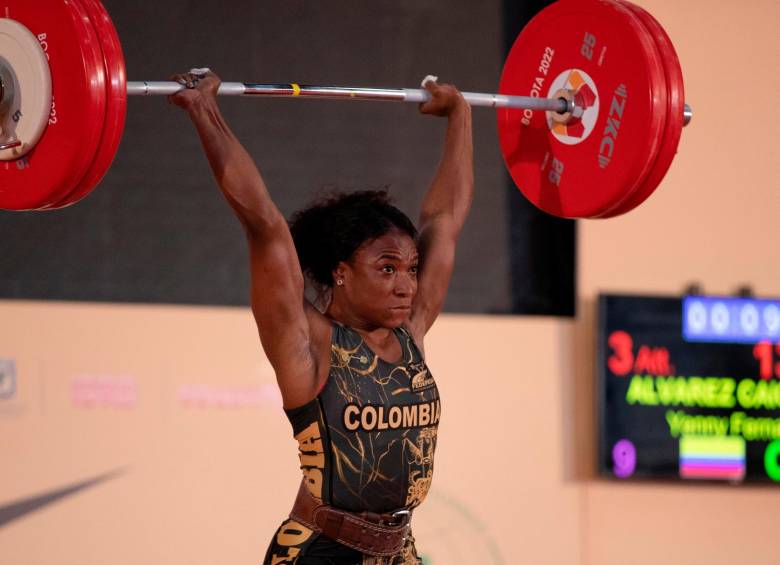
[{"x1": 0, "y1": 0, "x2": 574, "y2": 314}]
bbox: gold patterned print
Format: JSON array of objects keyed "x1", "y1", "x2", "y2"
[
  {"x1": 332, "y1": 343, "x2": 379, "y2": 375},
  {"x1": 404, "y1": 427, "x2": 437, "y2": 507}
]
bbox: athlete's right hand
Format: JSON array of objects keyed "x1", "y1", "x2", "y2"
[{"x1": 168, "y1": 69, "x2": 221, "y2": 111}]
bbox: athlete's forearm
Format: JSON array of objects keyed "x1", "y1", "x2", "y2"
[
  {"x1": 187, "y1": 97, "x2": 286, "y2": 235},
  {"x1": 419, "y1": 104, "x2": 474, "y2": 232}
]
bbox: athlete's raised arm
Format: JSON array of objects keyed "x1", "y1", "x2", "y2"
[{"x1": 169, "y1": 69, "x2": 322, "y2": 408}]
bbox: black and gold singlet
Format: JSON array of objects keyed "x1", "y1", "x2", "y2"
[{"x1": 263, "y1": 323, "x2": 440, "y2": 565}]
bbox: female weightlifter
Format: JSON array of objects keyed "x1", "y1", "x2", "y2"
[{"x1": 170, "y1": 68, "x2": 473, "y2": 565}]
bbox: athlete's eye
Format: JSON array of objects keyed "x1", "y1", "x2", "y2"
[
  {"x1": 382, "y1": 264, "x2": 395, "y2": 274},
  {"x1": 410, "y1": 265, "x2": 419, "y2": 275}
]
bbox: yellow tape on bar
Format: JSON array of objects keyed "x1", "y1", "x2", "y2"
[{"x1": 291, "y1": 83, "x2": 301, "y2": 96}]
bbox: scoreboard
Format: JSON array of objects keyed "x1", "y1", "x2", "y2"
[{"x1": 597, "y1": 294, "x2": 780, "y2": 483}]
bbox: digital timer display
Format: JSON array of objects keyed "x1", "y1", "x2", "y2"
[
  {"x1": 598, "y1": 294, "x2": 780, "y2": 484},
  {"x1": 683, "y1": 296, "x2": 780, "y2": 344}
]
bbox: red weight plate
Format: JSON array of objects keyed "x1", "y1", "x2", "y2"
[
  {"x1": 592, "y1": 0, "x2": 669, "y2": 217},
  {"x1": 497, "y1": 0, "x2": 667, "y2": 218},
  {"x1": 600, "y1": 0, "x2": 685, "y2": 217},
  {"x1": 49, "y1": 0, "x2": 127, "y2": 209},
  {"x1": 0, "y1": 0, "x2": 106, "y2": 210}
]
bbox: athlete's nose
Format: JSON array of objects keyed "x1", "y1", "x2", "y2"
[{"x1": 394, "y1": 272, "x2": 416, "y2": 297}]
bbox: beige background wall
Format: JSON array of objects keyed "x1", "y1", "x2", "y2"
[
  {"x1": 0, "y1": 305, "x2": 575, "y2": 564},
  {"x1": 1, "y1": 0, "x2": 779, "y2": 563}
]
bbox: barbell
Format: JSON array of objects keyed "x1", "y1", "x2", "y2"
[{"x1": 0, "y1": 0, "x2": 690, "y2": 218}]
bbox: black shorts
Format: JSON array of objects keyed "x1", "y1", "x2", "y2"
[{"x1": 263, "y1": 518, "x2": 422, "y2": 565}]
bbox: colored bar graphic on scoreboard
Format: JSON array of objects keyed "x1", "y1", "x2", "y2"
[
  {"x1": 682, "y1": 296, "x2": 780, "y2": 343},
  {"x1": 679, "y1": 436, "x2": 745, "y2": 480}
]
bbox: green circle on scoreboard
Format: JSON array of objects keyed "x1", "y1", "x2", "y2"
[{"x1": 765, "y1": 440, "x2": 780, "y2": 481}]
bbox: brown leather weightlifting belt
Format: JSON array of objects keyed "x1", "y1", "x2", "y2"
[{"x1": 289, "y1": 481, "x2": 412, "y2": 557}]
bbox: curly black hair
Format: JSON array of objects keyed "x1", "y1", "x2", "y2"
[{"x1": 289, "y1": 190, "x2": 417, "y2": 288}]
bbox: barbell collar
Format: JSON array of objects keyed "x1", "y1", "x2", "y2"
[
  {"x1": 683, "y1": 103, "x2": 692, "y2": 126},
  {"x1": 0, "y1": 61, "x2": 14, "y2": 115},
  {"x1": 0, "y1": 59, "x2": 21, "y2": 151},
  {"x1": 0, "y1": 138, "x2": 21, "y2": 150},
  {"x1": 126, "y1": 81, "x2": 572, "y2": 113}
]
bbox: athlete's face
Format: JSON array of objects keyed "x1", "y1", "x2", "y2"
[{"x1": 336, "y1": 229, "x2": 419, "y2": 329}]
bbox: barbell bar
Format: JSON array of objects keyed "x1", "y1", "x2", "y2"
[
  {"x1": 0, "y1": 0, "x2": 692, "y2": 218},
  {"x1": 124, "y1": 81, "x2": 692, "y2": 127},
  {"x1": 126, "y1": 81, "x2": 573, "y2": 113}
]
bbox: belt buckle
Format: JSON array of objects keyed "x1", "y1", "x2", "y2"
[{"x1": 387, "y1": 509, "x2": 410, "y2": 526}]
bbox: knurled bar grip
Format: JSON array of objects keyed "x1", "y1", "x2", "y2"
[{"x1": 125, "y1": 81, "x2": 572, "y2": 112}]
